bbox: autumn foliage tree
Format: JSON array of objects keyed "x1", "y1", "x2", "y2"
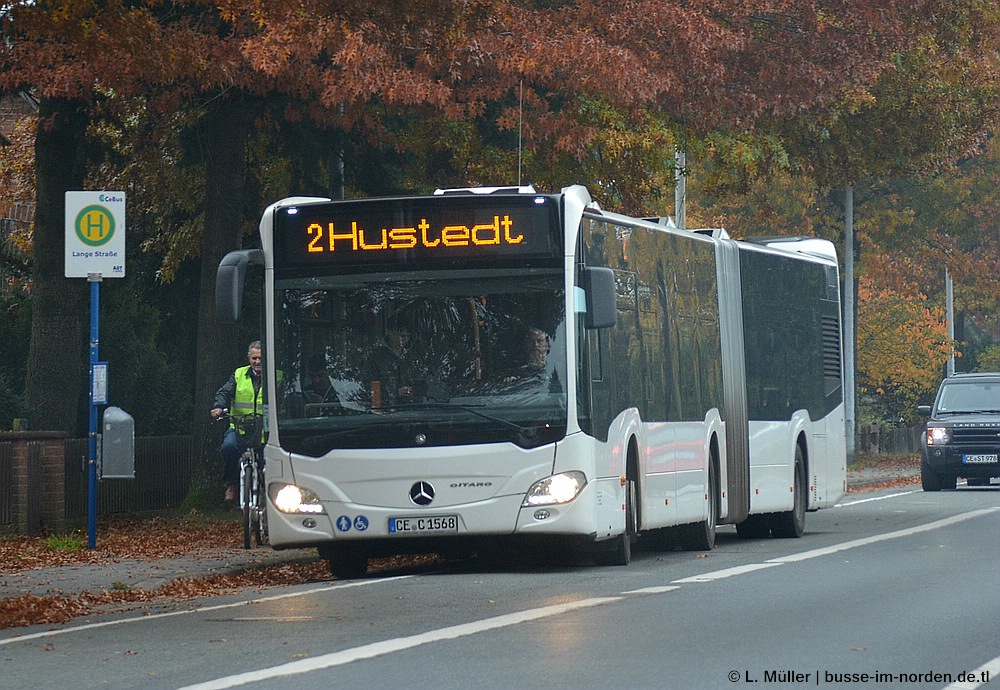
[
  {"x1": 0, "y1": 2, "x2": 250, "y2": 434},
  {"x1": 856, "y1": 253, "x2": 954, "y2": 422},
  {"x1": 0, "y1": 0, "x2": 987, "y2": 470},
  {"x1": 688, "y1": 0, "x2": 1000, "y2": 425},
  {"x1": 853, "y1": 137, "x2": 1000, "y2": 377}
]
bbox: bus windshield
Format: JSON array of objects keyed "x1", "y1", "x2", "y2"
[{"x1": 273, "y1": 272, "x2": 567, "y2": 455}]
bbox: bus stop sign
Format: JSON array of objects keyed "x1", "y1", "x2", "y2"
[{"x1": 65, "y1": 191, "x2": 126, "y2": 278}]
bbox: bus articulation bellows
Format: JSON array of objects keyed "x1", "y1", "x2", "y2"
[{"x1": 216, "y1": 184, "x2": 847, "y2": 578}]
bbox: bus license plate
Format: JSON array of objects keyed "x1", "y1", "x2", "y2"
[
  {"x1": 963, "y1": 454, "x2": 998, "y2": 464},
  {"x1": 388, "y1": 515, "x2": 459, "y2": 534}
]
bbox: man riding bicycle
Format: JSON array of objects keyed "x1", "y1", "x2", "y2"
[{"x1": 211, "y1": 340, "x2": 263, "y2": 502}]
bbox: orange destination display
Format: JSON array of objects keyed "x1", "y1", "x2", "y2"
[{"x1": 273, "y1": 193, "x2": 562, "y2": 274}]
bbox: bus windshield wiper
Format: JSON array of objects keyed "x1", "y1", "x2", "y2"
[{"x1": 393, "y1": 401, "x2": 533, "y2": 434}]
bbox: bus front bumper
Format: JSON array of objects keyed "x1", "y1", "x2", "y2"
[{"x1": 265, "y1": 477, "x2": 621, "y2": 550}]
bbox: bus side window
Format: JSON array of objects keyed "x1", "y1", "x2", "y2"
[{"x1": 584, "y1": 267, "x2": 617, "y2": 329}]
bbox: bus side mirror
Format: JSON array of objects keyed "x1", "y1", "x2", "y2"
[
  {"x1": 215, "y1": 249, "x2": 264, "y2": 324},
  {"x1": 584, "y1": 266, "x2": 617, "y2": 329}
]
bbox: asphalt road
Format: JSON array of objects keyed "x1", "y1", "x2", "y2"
[{"x1": 3, "y1": 483, "x2": 998, "y2": 690}]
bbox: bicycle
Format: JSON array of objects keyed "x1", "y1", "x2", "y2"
[{"x1": 217, "y1": 410, "x2": 267, "y2": 549}]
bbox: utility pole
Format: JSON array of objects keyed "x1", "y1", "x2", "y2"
[
  {"x1": 946, "y1": 267, "x2": 955, "y2": 376},
  {"x1": 675, "y1": 150, "x2": 686, "y2": 230},
  {"x1": 844, "y1": 186, "x2": 856, "y2": 464}
]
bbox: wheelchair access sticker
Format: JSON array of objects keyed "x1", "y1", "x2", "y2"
[{"x1": 335, "y1": 515, "x2": 370, "y2": 532}]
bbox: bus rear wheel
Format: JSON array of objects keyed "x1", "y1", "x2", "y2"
[
  {"x1": 771, "y1": 446, "x2": 806, "y2": 538},
  {"x1": 678, "y1": 458, "x2": 718, "y2": 551},
  {"x1": 735, "y1": 514, "x2": 771, "y2": 539}
]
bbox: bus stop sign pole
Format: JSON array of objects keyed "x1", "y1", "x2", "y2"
[
  {"x1": 65, "y1": 190, "x2": 125, "y2": 550},
  {"x1": 88, "y1": 273, "x2": 102, "y2": 550}
]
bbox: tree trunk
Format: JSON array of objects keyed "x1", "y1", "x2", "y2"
[
  {"x1": 189, "y1": 93, "x2": 251, "y2": 503},
  {"x1": 24, "y1": 98, "x2": 89, "y2": 433}
]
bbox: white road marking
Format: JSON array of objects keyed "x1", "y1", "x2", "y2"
[
  {"x1": 765, "y1": 509, "x2": 999, "y2": 564},
  {"x1": 177, "y1": 597, "x2": 622, "y2": 690},
  {"x1": 671, "y1": 562, "x2": 780, "y2": 583},
  {"x1": 621, "y1": 585, "x2": 681, "y2": 594},
  {"x1": 836, "y1": 490, "x2": 919, "y2": 506}
]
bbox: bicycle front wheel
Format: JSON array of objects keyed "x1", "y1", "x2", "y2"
[
  {"x1": 253, "y1": 465, "x2": 267, "y2": 546},
  {"x1": 241, "y1": 461, "x2": 253, "y2": 550}
]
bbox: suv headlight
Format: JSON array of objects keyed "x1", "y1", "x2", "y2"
[
  {"x1": 523, "y1": 471, "x2": 586, "y2": 506},
  {"x1": 926, "y1": 426, "x2": 950, "y2": 445}
]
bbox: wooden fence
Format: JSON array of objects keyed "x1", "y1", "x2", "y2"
[
  {"x1": 62, "y1": 436, "x2": 193, "y2": 519},
  {"x1": 0, "y1": 434, "x2": 193, "y2": 535},
  {"x1": 857, "y1": 424, "x2": 923, "y2": 455}
]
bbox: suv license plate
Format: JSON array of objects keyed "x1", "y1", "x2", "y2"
[
  {"x1": 389, "y1": 515, "x2": 459, "y2": 534},
  {"x1": 962, "y1": 454, "x2": 998, "y2": 464}
]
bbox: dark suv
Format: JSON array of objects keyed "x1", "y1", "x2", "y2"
[{"x1": 918, "y1": 372, "x2": 1000, "y2": 491}]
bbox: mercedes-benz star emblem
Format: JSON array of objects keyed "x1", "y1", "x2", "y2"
[{"x1": 409, "y1": 481, "x2": 435, "y2": 506}]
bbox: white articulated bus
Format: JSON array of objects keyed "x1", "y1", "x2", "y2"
[{"x1": 216, "y1": 184, "x2": 846, "y2": 577}]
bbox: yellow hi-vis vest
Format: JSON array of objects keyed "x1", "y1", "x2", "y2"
[{"x1": 230, "y1": 365, "x2": 262, "y2": 426}]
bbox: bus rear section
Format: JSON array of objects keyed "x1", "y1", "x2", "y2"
[{"x1": 734, "y1": 237, "x2": 847, "y2": 538}]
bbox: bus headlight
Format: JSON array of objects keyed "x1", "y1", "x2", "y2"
[
  {"x1": 271, "y1": 484, "x2": 326, "y2": 514},
  {"x1": 523, "y1": 471, "x2": 586, "y2": 507}
]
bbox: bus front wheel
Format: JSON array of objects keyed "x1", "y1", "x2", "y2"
[
  {"x1": 321, "y1": 546, "x2": 369, "y2": 579},
  {"x1": 595, "y1": 476, "x2": 636, "y2": 566}
]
